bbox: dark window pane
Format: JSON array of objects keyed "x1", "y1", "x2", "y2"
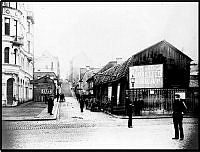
[
  {"x1": 4, "y1": 47, "x2": 9, "y2": 63},
  {"x1": 5, "y1": 18, "x2": 10, "y2": 35}
]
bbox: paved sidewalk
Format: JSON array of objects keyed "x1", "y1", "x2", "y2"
[
  {"x1": 104, "y1": 111, "x2": 195, "y2": 119},
  {"x1": 2, "y1": 99, "x2": 60, "y2": 121}
]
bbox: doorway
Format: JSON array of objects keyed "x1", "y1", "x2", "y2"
[{"x1": 7, "y1": 78, "x2": 14, "y2": 105}]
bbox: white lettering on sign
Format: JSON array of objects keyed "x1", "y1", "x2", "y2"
[
  {"x1": 129, "y1": 64, "x2": 163, "y2": 89},
  {"x1": 41, "y1": 89, "x2": 52, "y2": 94}
]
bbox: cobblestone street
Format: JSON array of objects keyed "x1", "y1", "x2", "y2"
[{"x1": 2, "y1": 96, "x2": 198, "y2": 149}]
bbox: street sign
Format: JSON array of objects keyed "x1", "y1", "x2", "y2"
[{"x1": 41, "y1": 89, "x2": 52, "y2": 94}]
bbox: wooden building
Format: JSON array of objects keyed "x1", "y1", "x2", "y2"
[
  {"x1": 31, "y1": 75, "x2": 56, "y2": 102},
  {"x1": 91, "y1": 40, "x2": 193, "y2": 115}
]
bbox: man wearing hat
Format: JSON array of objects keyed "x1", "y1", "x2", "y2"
[
  {"x1": 172, "y1": 93, "x2": 187, "y2": 140},
  {"x1": 126, "y1": 96, "x2": 134, "y2": 128},
  {"x1": 48, "y1": 95, "x2": 54, "y2": 115}
]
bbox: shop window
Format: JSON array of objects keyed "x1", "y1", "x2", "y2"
[
  {"x1": 5, "y1": 18, "x2": 10, "y2": 35},
  {"x1": 4, "y1": 47, "x2": 9, "y2": 63}
]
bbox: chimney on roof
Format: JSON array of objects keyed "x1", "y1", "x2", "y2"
[{"x1": 116, "y1": 58, "x2": 123, "y2": 64}]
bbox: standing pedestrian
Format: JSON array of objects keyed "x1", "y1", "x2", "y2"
[
  {"x1": 80, "y1": 95, "x2": 84, "y2": 112},
  {"x1": 56, "y1": 93, "x2": 60, "y2": 102},
  {"x1": 126, "y1": 97, "x2": 133, "y2": 128},
  {"x1": 48, "y1": 95, "x2": 54, "y2": 115},
  {"x1": 172, "y1": 94, "x2": 187, "y2": 140},
  {"x1": 44, "y1": 95, "x2": 48, "y2": 104}
]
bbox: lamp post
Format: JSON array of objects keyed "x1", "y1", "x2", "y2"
[{"x1": 131, "y1": 76, "x2": 135, "y2": 88}]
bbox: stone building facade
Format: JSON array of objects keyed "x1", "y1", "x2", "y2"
[{"x1": 2, "y1": 2, "x2": 34, "y2": 106}]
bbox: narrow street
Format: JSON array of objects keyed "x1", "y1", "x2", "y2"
[{"x1": 2, "y1": 82, "x2": 198, "y2": 149}]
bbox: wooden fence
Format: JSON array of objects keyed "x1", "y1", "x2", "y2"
[{"x1": 126, "y1": 88, "x2": 199, "y2": 116}]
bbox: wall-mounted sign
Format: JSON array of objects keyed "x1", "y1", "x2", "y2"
[
  {"x1": 129, "y1": 64, "x2": 163, "y2": 89},
  {"x1": 41, "y1": 89, "x2": 52, "y2": 94},
  {"x1": 175, "y1": 92, "x2": 185, "y2": 99},
  {"x1": 150, "y1": 90, "x2": 155, "y2": 94}
]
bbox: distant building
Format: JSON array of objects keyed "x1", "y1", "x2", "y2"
[
  {"x1": 2, "y1": 2, "x2": 34, "y2": 106},
  {"x1": 34, "y1": 52, "x2": 61, "y2": 95},
  {"x1": 81, "y1": 67, "x2": 100, "y2": 95},
  {"x1": 34, "y1": 52, "x2": 60, "y2": 79},
  {"x1": 69, "y1": 51, "x2": 96, "y2": 87}
]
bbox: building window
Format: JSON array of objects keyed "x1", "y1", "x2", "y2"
[
  {"x1": 3, "y1": 2, "x2": 10, "y2": 7},
  {"x1": 22, "y1": 58, "x2": 24, "y2": 69},
  {"x1": 10, "y1": 2, "x2": 17, "y2": 9},
  {"x1": 51, "y1": 62, "x2": 53, "y2": 70},
  {"x1": 14, "y1": 20, "x2": 17, "y2": 37},
  {"x1": 4, "y1": 47, "x2": 9, "y2": 63},
  {"x1": 27, "y1": 21, "x2": 31, "y2": 33},
  {"x1": 5, "y1": 18, "x2": 10, "y2": 35},
  {"x1": 27, "y1": 41, "x2": 30, "y2": 53},
  {"x1": 14, "y1": 49, "x2": 17, "y2": 64}
]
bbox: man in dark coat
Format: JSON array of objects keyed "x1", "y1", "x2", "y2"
[
  {"x1": 172, "y1": 94, "x2": 187, "y2": 140},
  {"x1": 48, "y1": 95, "x2": 54, "y2": 115},
  {"x1": 44, "y1": 95, "x2": 48, "y2": 104},
  {"x1": 126, "y1": 97, "x2": 133, "y2": 128},
  {"x1": 80, "y1": 95, "x2": 84, "y2": 112},
  {"x1": 56, "y1": 93, "x2": 60, "y2": 102}
]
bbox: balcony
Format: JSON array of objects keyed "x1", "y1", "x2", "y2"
[
  {"x1": 2, "y1": 6, "x2": 22, "y2": 18},
  {"x1": 12, "y1": 36, "x2": 24, "y2": 46}
]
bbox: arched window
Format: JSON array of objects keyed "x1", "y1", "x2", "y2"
[{"x1": 4, "y1": 47, "x2": 9, "y2": 63}]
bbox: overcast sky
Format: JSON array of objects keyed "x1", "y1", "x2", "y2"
[{"x1": 30, "y1": 2, "x2": 198, "y2": 79}]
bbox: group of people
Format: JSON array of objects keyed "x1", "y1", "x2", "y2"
[
  {"x1": 56, "y1": 93, "x2": 65, "y2": 102},
  {"x1": 125, "y1": 94, "x2": 187, "y2": 140}
]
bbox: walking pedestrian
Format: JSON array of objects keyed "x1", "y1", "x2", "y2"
[
  {"x1": 48, "y1": 95, "x2": 54, "y2": 115},
  {"x1": 126, "y1": 96, "x2": 133, "y2": 128},
  {"x1": 172, "y1": 94, "x2": 187, "y2": 140}
]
